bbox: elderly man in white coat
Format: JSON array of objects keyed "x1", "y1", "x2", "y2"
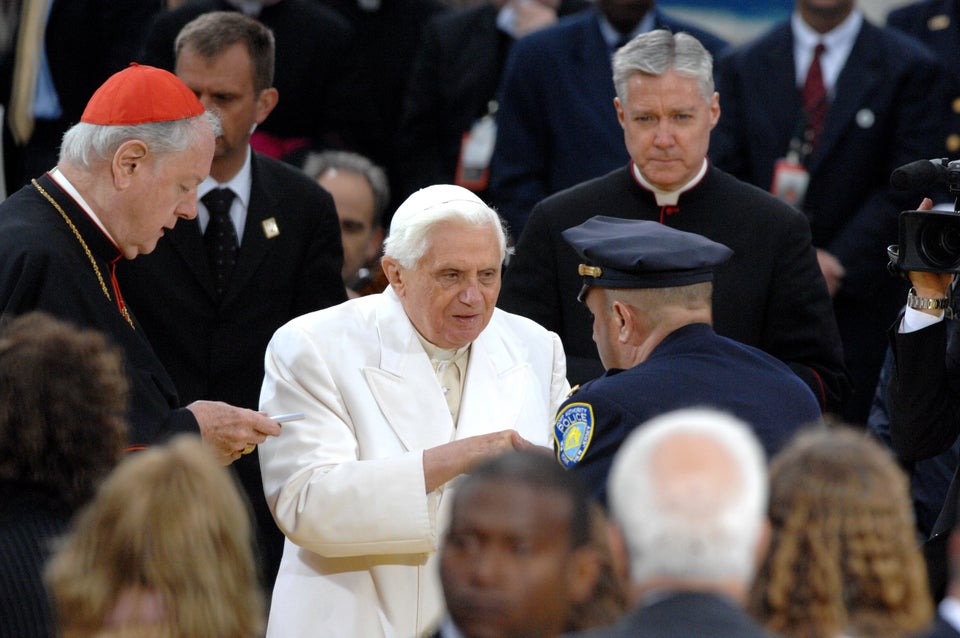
[{"x1": 257, "y1": 184, "x2": 569, "y2": 637}]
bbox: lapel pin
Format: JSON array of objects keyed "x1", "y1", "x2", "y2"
[{"x1": 262, "y1": 217, "x2": 280, "y2": 239}]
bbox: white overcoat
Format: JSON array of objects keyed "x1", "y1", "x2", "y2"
[{"x1": 258, "y1": 288, "x2": 569, "y2": 637}]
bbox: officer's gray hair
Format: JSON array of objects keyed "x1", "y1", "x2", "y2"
[
  {"x1": 608, "y1": 408, "x2": 767, "y2": 585},
  {"x1": 59, "y1": 111, "x2": 221, "y2": 170},
  {"x1": 612, "y1": 30, "x2": 714, "y2": 103}
]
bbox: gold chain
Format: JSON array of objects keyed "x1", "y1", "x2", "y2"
[{"x1": 32, "y1": 179, "x2": 134, "y2": 329}]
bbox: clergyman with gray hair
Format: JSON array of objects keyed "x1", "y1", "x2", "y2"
[
  {"x1": 257, "y1": 184, "x2": 570, "y2": 637},
  {"x1": 565, "y1": 407, "x2": 771, "y2": 637},
  {"x1": 498, "y1": 28, "x2": 849, "y2": 416},
  {"x1": 0, "y1": 63, "x2": 283, "y2": 465}
]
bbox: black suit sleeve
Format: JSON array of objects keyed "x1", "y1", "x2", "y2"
[{"x1": 889, "y1": 318, "x2": 960, "y2": 462}]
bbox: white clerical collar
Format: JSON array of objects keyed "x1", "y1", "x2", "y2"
[
  {"x1": 631, "y1": 158, "x2": 708, "y2": 206},
  {"x1": 48, "y1": 167, "x2": 119, "y2": 246},
  {"x1": 416, "y1": 331, "x2": 471, "y2": 363}
]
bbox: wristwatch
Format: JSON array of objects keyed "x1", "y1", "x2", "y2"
[{"x1": 907, "y1": 287, "x2": 950, "y2": 311}]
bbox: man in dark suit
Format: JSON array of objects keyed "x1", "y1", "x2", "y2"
[
  {"x1": 395, "y1": 0, "x2": 588, "y2": 204},
  {"x1": 118, "y1": 12, "x2": 346, "y2": 595},
  {"x1": 709, "y1": 0, "x2": 953, "y2": 423},
  {"x1": 0, "y1": 64, "x2": 282, "y2": 462},
  {"x1": 0, "y1": 0, "x2": 163, "y2": 193},
  {"x1": 488, "y1": 0, "x2": 727, "y2": 238},
  {"x1": 565, "y1": 408, "x2": 772, "y2": 638},
  {"x1": 555, "y1": 217, "x2": 822, "y2": 505},
  {"x1": 434, "y1": 451, "x2": 605, "y2": 638},
  {"x1": 498, "y1": 29, "x2": 849, "y2": 414},
  {"x1": 887, "y1": 210, "x2": 960, "y2": 600},
  {"x1": 140, "y1": 0, "x2": 368, "y2": 162},
  {"x1": 887, "y1": 0, "x2": 960, "y2": 170}
]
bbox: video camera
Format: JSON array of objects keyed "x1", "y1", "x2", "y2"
[{"x1": 888, "y1": 158, "x2": 960, "y2": 274}]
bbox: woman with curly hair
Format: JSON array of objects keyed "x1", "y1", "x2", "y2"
[
  {"x1": 749, "y1": 425, "x2": 933, "y2": 638},
  {"x1": 45, "y1": 435, "x2": 264, "y2": 638},
  {"x1": 0, "y1": 311, "x2": 129, "y2": 638}
]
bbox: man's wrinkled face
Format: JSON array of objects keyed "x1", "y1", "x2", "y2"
[
  {"x1": 389, "y1": 221, "x2": 501, "y2": 349},
  {"x1": 616, "y1": 69, "x2": 719, "y2": 192},
  {"x1": 114, "y1": 125, "x2": 214, "y2": 259},
  {"x1": 441, "y1": 480, "x2": 584, "y2": 638}
]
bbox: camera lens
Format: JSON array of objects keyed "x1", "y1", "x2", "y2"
[{"x1": 919, "y1": 216, "x2": 960, "y2": 270}]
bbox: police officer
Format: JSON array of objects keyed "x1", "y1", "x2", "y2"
[{"x1": 554, "y1": 216, "x2": 823, "y2": 503}]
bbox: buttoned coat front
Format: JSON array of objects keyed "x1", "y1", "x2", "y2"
[{"x1": 258, "y1": 288, "x2": 568, "y2": 637}]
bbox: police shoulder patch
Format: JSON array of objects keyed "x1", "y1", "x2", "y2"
[{"x1": 554, "y1": 402, "x2": 595, "y2": 468}]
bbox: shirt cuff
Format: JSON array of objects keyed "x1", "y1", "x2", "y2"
[{"x1": 900, "y1": 305, "x2": 945, "y2": 333}]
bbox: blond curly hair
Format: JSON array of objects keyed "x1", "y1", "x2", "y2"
[
  {"x1": 45, "y1": 435, "x2": 264, "y2": 638},
  {"x1": 748, "y1": 426, "x2": 932, "y2": 638}
]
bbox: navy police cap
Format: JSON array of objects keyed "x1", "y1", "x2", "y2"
[{"x1": 561, "y1": 216, "x2": 733, "y2": 297}]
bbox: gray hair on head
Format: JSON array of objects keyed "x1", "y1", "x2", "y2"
[
  {"x1": 383, "y1": 184, "x2": 508, "y2": 269},
  {"x1": 612, "y1": 30, "x2": 714, "y2": 103},
  {"x1": 302, "y1": 150, "x2": 391, "y2": 225},
  {"x1": 608, "y1": 407, "x2": 767, "y2": 585},
  {"x1": 59, "y1": 111, "x2": 221, "y2": 170}
]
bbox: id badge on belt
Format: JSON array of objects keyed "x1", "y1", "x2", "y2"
[
  {"x1": 770, "y1": 150, "x2": 810, "y2": 209},
  {"x1": 456, "y1": 102, "x2": 498, "y2": 191}
]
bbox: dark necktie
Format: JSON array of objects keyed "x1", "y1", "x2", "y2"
[
  {"x1": 801, "y1": 43, "x2": 827, "y2": 152},
  {"x1": 202, "y1": 188, "x2": 238, "y2": 297}
]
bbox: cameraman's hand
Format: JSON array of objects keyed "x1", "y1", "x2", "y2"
[{"x1": 907, "y1": 198, "x2": 955, "y2": 300}]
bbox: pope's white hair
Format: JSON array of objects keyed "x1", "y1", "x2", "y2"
[{"x1": 382, "y1": 184, "x2": 508, "y2": 269}]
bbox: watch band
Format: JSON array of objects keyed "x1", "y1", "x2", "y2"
[{"x1": 907, "y1": 287, "x2": 950, "y2": 310}]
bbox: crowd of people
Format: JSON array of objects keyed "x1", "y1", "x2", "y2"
[{"x1": 3, "y1": 0, "x2": 960, "y2": 636}]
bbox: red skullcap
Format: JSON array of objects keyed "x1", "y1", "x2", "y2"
[{"x1": 80, "y1": 63, "x2": 205, "y2": 126}]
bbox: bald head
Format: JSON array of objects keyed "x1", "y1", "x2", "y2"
[{"x1": 608, "y1": 409, "x2": 767, "y2": 588}]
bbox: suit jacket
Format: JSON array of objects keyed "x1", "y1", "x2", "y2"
[
  {"x1": 888, "y1": 0, "x2": 960, "y2": 83},
  {"x1": 924, "y1": 609, "x2": 960, "y2": 638},
  {"x1": 0, "y1": 174, "x2": 197, "y2": 443},
  {"x1": 499, "y1": 164, "x2": 849, "y2": 413},
  {"x1": 565, "y1": 591, "x2": 774, "y2": 638},
  {"x1": 888, "y1": 315, "x2": 960, "y2": 600},
  {"x1": 396, "y1": 0, "x2": 589, "y2": 201},
  {"x1": 258, "y1": 288, "x2": 569, "y2": 637},
  {"x1": 117, "y1": 151, "x2": 346, "y2": 592},
  {"x1": 140, "y1": 0, "x2": 368, "y2": 153},
  {"x1": 887, "y1": 0, "x2": 960, "y2": 163},
  {"x1": 711, "y1": 18, "x2": 952, "y2": 421},
  {"x1": 0, "y1": 482, "x2": 73, "y2": 638},
  {"x1": 489, "y1": 6, "x2": 727, "y2": 237},
  {"x1": 557, "y1": 323, "x2": 822, "y2": 505},
  {"x1": 396, "y1": 3, "x2": 506, "y2": 201}
]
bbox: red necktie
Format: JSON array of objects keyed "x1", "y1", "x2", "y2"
[{"x1": 801, "y1": 43, "x2": 827, "y2": 152}]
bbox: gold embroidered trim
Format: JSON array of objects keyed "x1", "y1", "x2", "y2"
[{"x1": 32, "y1": 179, "x2": 134, "y2": 329}]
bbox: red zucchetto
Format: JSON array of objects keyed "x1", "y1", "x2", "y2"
[{"x1": 80, "y1": 63, "x2": 205, "y2": 126}]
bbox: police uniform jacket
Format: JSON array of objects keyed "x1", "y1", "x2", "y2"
[
  {"x1": 554, "y1": 323, "x2": 822, "y2": 504},
  {"x1": 258, "y1": 287, "x2": 569, "y2": 638},
  {"x1": 0, "y1": 174, "x2": 197, "y2": 445},
  {"x1": 499, "y1": 163, "x2": 848, "y2": 412}
]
